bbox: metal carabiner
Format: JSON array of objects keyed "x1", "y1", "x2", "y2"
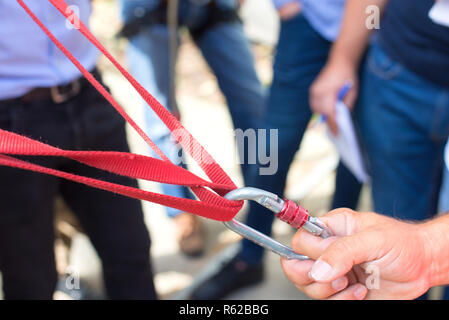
[{"x1": 223, "y1": 187, "x2": 333, "y2": 260}]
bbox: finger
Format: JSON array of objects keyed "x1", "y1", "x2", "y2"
[
  {"x1": 298, "y1": 276, "x2": 349, "y2": 300},
  {"x1": 281, "y1": 258, "x2": 315, "y2": 287},
  {"x1": 328, "y1": 284, "x2": 368, "y2": 300},
  {"x1": 319, "y1": 209, "x2": 381, "y2": 236},
  {"x1": 282, "y1": 253, "x2": 353, "y2": 301},
  {"x1": 346, "y1": 269, "x2": 359, "y2": 286},
  {"x1": 291, "y1": 208, "x2": 361, "y2": 260},
  {"x1": 343, "y1": 87, "x2": 358, "y2": 111},
  {"x1": 327, "y1": 116, "x2": 339, "y2": 136},
  {"x1": 309, "y1": 231, "x2": 382, "y2": 283},
  {"x1": 309, "y1": 94, "x2": 321, "y2": 115},
  {"x1": 309, "y1": 84, "x2": 334, "y2": 116},
  {"x1": 318, "y1": 208, "x2": 361, "y2": 236},
  {"x1": 291, "y1": 228, "x2": 338, "y2": 260}
]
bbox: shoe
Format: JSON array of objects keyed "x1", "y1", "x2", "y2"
[
  {"x1": 190, "y1": 254, "x2": 264, "y2": 300},
  {"x1": 174, "y1": 213, "x2": 206, "y2": 258}
]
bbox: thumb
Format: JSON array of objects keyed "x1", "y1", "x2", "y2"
[
  {"x1": 326, "y1": 97, "x2": 339, "y2": 136},
  {"x1": 309, "y1": 232, "x2": 377, "y2": 283},
  {"x1": 327, "y1": 116, "x2": 339, "y2": 136},
  {"x1": 343, "y1": 86, "x2": 358, "y2": 111}
]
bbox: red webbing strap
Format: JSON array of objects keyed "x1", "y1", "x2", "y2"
[
  {"x1": 23, "y1": 0, "x2": 236, "y2": 190},
  {"x1": 0, "y1": 129, "x2": 232, "y2": 195},
  {"x1": 0, "y1": 154, "x2": 241, "y2": 221},
  {"x1": 0, "y1": 0, "x2": 243, "y2": 221}
]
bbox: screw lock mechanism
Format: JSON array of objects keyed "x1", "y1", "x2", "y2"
[
  {"x1": 277, "y1": 199, "x2": 333, "y2": 239},
  {"x1": 223, "y1": 187, "x2": 333, "y2": 260},
  {"x1": 275, "y1": 199, "x2": 309, "y2": 229}
]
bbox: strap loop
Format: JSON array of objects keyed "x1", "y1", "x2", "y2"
[{"x1": 0, "y1": 0, "x2": 243, "y2": 221}]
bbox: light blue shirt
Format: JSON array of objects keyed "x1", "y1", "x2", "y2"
[
  {"x1": 0, "y1": 0, "x2": 98, "y2": 100},
  {"x1": 272, "y1": 0, "x2": 346, "y2": 41}
]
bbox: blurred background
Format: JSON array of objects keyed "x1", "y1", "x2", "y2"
[{"x1": 0, "y1": 0, "x2": 373, "y2": 300}]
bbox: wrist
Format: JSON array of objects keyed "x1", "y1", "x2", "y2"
[
  {"x1": 420, "y1": 215, "x2": 449, "y2": 287},
  {"x1": 273, "y1": 0, "x2": 296, "y2": 10},
  {"x1": 327, "y1": 53, "x2": 358, "y2": 73}
]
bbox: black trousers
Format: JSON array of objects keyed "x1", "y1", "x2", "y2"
[{"x1": 0, "y1": 77, "x2": 157, "y2": 300}]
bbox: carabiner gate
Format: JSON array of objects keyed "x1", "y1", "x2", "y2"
[{"x1": 223, "y1": 187, "x2": 332, "y2": 260}]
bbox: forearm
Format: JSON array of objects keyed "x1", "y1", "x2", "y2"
[
  {"x1": 272, "y1": 0, "x2": 298, "y2": 9},
  {"x1": 329, "y1": 0, "x2": 388, "y2": 68},
  {"x1": 422, "y1": 213, "x2": 449, "y2": 287}
]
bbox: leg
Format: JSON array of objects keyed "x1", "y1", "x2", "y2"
[
  {"x1": 194, "y1": 21, "x2": 265, "y2": 131},
  {"x1": 0, "y1": 168, "x2": 59, "y2": 299},
  {"x1": 240, "y1": 14, "x2": 333, "y2": 264},
  {"x1": 193, "y1": 21, "x2": 266, "y2": 182},
  {"x1": 127, "y1": 25, "x2": 190, "y2": 218},
  {"x1": 0, "y1": 99, "x2": 74, "y2": 299},
  {"x1": 441, "y1": 167, "x2": 449, "y2": 299},
  {"x1": 127, "y1": 27, "x2": 206, "y2": 257},
  {"x1": 331, "y1": 162, "x2": 363, "y2": 209},
  {"x1": 358, "y1": 39, "x2": 449, "y2": 220},
  {"x1": 439, "y1": 176, "x2": 449, "y2": 300},
  {"x1": 438, "y1": 150, "x2": 449, "y2": 213},
  {"x1": 191, "y1": 14, "x2": 333, "y2": 300},
  {"x1": 60, "y1": 85, "x2": 157, "y2": 300}
]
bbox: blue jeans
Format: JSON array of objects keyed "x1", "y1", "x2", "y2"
[
  {"x1": 125, "y1": 4, "x2": 265, "y2": 217},
  {"x1": 440, "y1": 166, "x2": 449, "y2": 213},
  {"x1": 439, "y1": 139, "x2": 449, "y2": 213},
  {"x1": 240, "y1": 14, "x2": 362, "y2": 265},
  {"x1": 358, "y1": 38, "x2": 449, "y2": 220},
  {"x1": 357, "y1": 38, "x2": 449, "y2": 299}
]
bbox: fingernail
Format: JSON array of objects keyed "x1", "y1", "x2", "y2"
[
  {"x1": 354, "y1": 285, "x2": 367, "y2": 300},
  {"x1": 310, "y1": 260, "x2": 333, "y2": 281},
  {"x1": 331, "y1": 277, "x2": 347, "y2": 291}
]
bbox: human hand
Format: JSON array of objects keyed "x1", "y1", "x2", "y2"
[
  {"x1": 309, "y1": 59, "x2": 358, "y2": 135},
  {"x1": 281, "y1": 209, "x2": 434, "y2": 300},
  {"x1": 237, "y1": 0, "x2": 246, "y2": 7},
  {"x1": 277, "y1": 1, "x2": 301, "y2": 20}
]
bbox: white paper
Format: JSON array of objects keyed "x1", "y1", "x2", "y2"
[
  {"x1": 429, "y1": 0, "x2": 449, "y2": 28},
  {"x1": 327, "y1": 101, "x2": 370, "y2": 184}
]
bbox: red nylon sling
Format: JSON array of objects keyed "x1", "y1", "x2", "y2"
[{"x1": 0, "y1": 0, "x2": 243, "y2": 222}]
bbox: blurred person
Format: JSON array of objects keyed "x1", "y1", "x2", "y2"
[
  {"x1": 309, "y1": 0, "x2": 449, "y2": 298},
  {"x1": 0, "y1": 0, "x2": 157, "y2": 299},
  {"x1": 438, "y1": 140, "x2": 449, "y2": 212},
  {"x1": 118, "y1": 0, "x2": 265, "y2": 257},
  {"x1": 190, "y1": 0, "x2": 365, "y2": 299},
  {"x1": 281, "y1": 208, "x2": 449, "y2": 300}
]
